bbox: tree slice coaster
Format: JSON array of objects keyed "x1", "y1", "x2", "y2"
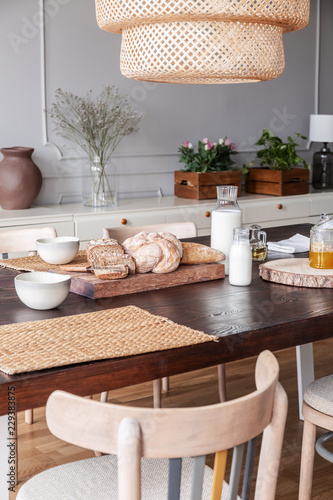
[{"x1": 259, "y1": 258, "x2": 333, "y2": 288}]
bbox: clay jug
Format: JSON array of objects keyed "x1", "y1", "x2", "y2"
[{"x1": 0, "y1": 147, "x2": 42, "y2": 209}]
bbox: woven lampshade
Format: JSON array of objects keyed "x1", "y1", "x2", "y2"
[{"x1": 95, "y1": 0, "x2": 310, "y2": 84}]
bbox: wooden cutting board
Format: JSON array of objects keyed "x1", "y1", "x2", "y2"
[
  {"x1": 259, "y1": 258, "x2": 333, "y2": 288},
  {"x1": 52, "y1": 263, "x2": 225, "y2": 299}
]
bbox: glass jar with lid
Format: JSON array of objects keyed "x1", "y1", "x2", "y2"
[{"x1": 309, "y1": 213, "x2": 333, "y2": 269}]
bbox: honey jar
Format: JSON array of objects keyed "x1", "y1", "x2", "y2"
[{"x1": 309, "y1": 213, "x2": 333, "y2": 269}]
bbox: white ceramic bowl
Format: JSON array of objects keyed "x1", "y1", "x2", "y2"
[
  {"x1": 14, "y1": 272, "x2": 71, "y2": 310},
  {"x1": 36, "y1": 236, "x2": 80, "y2": 265}
]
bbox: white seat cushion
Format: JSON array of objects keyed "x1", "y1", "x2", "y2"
[
  {"x1": 17, "y1": 455, "x2": 238, "y2": 499},
  {"x1": 304, "y1": 374, "x2": 333, "y2": 416}
]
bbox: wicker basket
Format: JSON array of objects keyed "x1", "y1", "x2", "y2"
[{"x1": 95, "y1": 0, "x2": 310, "y2": 83}]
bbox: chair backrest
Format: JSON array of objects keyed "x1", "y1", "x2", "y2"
[
  {"x1": 103, "y1": 221, "x2": 197, "y2": 242},
  {"x1": 0, "y1": 227, "x2": 57, "y2": 258},
  {"x1": 46, "y1": 350, "x2": 287, "y2": 500}
]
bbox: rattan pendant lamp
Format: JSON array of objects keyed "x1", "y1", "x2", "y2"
[{"x1": 95, "y1": 0, "x2": 310, "y2": 84}]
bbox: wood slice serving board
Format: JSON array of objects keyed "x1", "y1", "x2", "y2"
[
  {"x1": 259, "y1": 258, "x2": 333, "y2": 288},
  {"x1": 52, "y1": 263, "x2": 225, "y2": 299}
]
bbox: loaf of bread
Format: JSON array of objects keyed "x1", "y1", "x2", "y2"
[
  {"x1": 94, "y1": 265, "x2": 129, "y2": 280},
  {"x1": 123, "y1": 231, "x2": 182, "y2": 274},
  {"x1": 180, "y1": 242, "x2": 225, "y2": 264},
  {"x1": 86, "y1": 238, "x2": 124, "y2": 268}
]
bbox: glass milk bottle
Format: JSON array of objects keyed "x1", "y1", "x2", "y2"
[
  {"x1": 229, "y1": 227, "x2": 252, "y2": 286},
  {"x1": 211, "y1": 185, "x2": 242, "y2": 274}
]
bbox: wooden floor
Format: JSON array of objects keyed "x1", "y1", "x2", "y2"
[{"x1": 11, "y1": 338, "x2": 333, "y2": 499}]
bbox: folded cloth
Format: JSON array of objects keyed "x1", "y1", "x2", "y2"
[{"x1": 267, "y1": 233, "x2": 310, "y2": 254}]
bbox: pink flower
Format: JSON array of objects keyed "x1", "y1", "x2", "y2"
[
  {"x1": 225, "y1": 138, "x2": 236, "y2": 151},
  {"x1": 202, "y1": 137, "x2": 208, "y2": 144},
  {"x1": 182, "y1": 141, "x2": 189, "y2": 148},
  {"x1": 205, "y1": 142, "x2": 215, "y2": 151}
]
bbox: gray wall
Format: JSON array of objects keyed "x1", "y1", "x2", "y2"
[{"x1": 0, "y1": 0, "x2": 331, "y2": 205}]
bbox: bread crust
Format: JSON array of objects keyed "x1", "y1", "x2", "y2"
[
  {"x1": 147, "y1": 234, "x2": 181, "y2": 273},
  {"x1": 123, "y1": 232, "x2": 182, "y2": 274},
  {"x1": 156, "y1": 232, "x2": 183, "y2": 258},
  {"x1": 180, "y1": 242, "x2": 225, "y2": 264}
]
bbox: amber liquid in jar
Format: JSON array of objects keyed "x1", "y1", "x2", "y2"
[
  {"x1": 309, "y1": 247, "x2": 333, "y2": 269},
  {"x1": 251, "y1": 246, "x2": 267, "y2": 261}
]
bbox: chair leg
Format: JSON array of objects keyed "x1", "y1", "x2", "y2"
[
  {"x1": 153, "y1": 379, "x2": 162, "y2": 408},
  {"x1": 94, "y1": 393, "x2": 108, "y2": 456},
  {"x1": 217, "y1": 364, "x2": 227, "y2": 402},
  {"x1": 299, "y1": 419, "x2": 317, "y2": 500},
  {"x1": 100, "y1": 391, "x2": 108, "y2": 403},
  {"x1": 25, "y1": 409, "x2": 33, "y2": 425},
  {"x1": 162, "y1": 376, "x2": 170, "y2": 392}
]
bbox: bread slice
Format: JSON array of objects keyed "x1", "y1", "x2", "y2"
[
  {"x1": 180, "y1": 242, "x2": 225, "y2": 264},
  {"x1": 94, "y1": 265, "x2": 129, "y2": 280},
  {"x1": 86, "y1": 238, "x2": 124, "y2": 268},
  {"x1": 99, "y1": 253, "x2": 136, "y2": 274}
]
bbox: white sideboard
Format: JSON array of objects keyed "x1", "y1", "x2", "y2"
[{"x1": 1, "y1": 190, "x2": 332, "y2": 247}]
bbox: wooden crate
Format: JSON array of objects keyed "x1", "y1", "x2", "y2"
[
  {"x1": 174, "y1": 170, "x2": 242, "y2": 200},
  {"x1": 245, "y1": 167, "x2": 309, "y2": 196}
]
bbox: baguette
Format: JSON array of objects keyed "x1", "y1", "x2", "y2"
[{"x1": 180, "y1": 242, "x2": 225, "y2": 264}]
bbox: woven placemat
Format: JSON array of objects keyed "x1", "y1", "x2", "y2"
[
  {"x1": 0, "y1": 305, "x2": 217, "y2": 375},
  {"x1": 0, "y1": 250, "x2": 87, "y2": 272}
]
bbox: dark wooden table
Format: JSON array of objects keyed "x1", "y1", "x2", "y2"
[
  {"x1": 0, "y1": 223, "x2": 332, "y2": 416},
  {"x1": 1, "y1": 223, "x2": 332, "y2": 497}
]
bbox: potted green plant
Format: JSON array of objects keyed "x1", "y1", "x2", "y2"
[
  {"x1": 175, "y1": 137, "x2": 241, "y2": 199},
  {"x1": 242, "y1": 129, "x2": 311, "y2": 196}
]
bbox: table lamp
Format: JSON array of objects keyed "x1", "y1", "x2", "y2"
[{"x1": 309, "y1": 114, "x2": 333, "y2": 189}]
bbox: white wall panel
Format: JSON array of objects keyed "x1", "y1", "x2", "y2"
[{"x1": 0, "y1": 0, "x2": 329, "y2": 205}]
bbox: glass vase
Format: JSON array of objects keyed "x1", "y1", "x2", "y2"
[{"x1": 82, "y1": 157, "x2": 117, "y2": 207}]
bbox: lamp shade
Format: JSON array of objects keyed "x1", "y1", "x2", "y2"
[
  {"x1": 309, "y1": 115, "x2": 333, "y2": 144},
  {"x1": 95, "y1": 0, "x2": 310, "y2": 84}
]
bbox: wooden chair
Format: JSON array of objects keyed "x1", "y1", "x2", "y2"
[
  {"x1": 0, "y1": 226, "x2": 57, "y2": 260},
  {"x1": 102, "y1": 222, "x2": 226, "y2": 408},
  {"x1": 102, "y1": 221, "x2": 198, "y2": 241},
  {"x1": 299, "y1": 374, "x2": 333, "y2": 500},
  {"x1": 16, "y1": 350, "x2": 287, "y2": 500},
  {"x1": 0, "y1": 226, "x2": 57, "y2": 426}
]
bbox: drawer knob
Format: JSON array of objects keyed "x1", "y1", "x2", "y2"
[
  {"x1": 277, "y1": 204, "x2": 283, "y2": 210},
  {"x1": 205, "y1": 211, "x2": 211, "y2": 218},
  {"x1": 121, "y1": 218, "x2": 127, "y2": 225}
]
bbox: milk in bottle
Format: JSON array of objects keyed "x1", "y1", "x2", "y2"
[
  {"x1": 210, "y1": 185, "x2": 242, "y2": 275},
  {"x1": 229, "y1": 227, "x2": 252, "y2": 286}
]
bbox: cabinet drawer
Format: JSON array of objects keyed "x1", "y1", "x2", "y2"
[
  {"x1": 0, "y1": 221, "x2": 74, "y2": 236},
  {"x1": 241, "y1": 197, "x2": 310, "y2": 224},
  {"x1": 310, "y1": 193, "x2": 333, "y2": 217},
  {"x1": 165, "y1": 205, "x2": 216, "y2": 232},
  {"x1": 75, "y1": 212, "x2": 167, "y2": 241}
]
